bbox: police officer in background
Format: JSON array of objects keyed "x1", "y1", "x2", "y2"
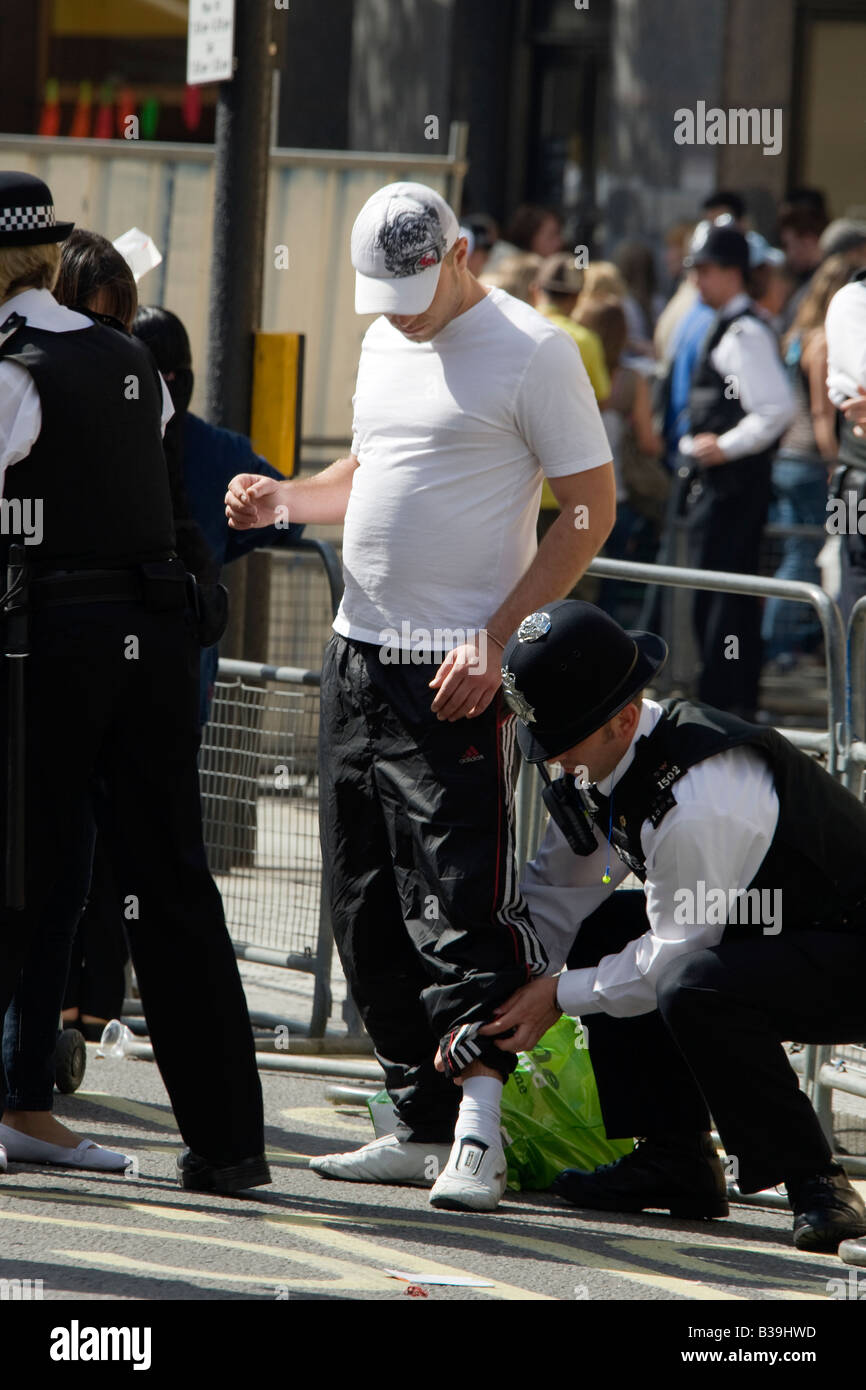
[
  {"x1": 825, "y1": 266, "x2": 866, "y2": 623},
  {"x1": 481, "y1": 600, "x2": 866, "y2": 1253},
  {"x1": 0, "y1": 171, "x2": 268, "y2": 1194},
  {"x1": 674, "y1": 223, "x2": 795, "y2": 718}
]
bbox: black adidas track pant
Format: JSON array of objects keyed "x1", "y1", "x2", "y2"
[{"x1": 319, "y1": 634, "x2": 548, "y2": 1142}]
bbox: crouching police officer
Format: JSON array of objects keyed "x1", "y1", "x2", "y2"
[
  {"x1": 482, "y1": 599, "x2": 866, "y2": 1252},
  {"x1": 0, "y1": 171, "x2": 268, "y2": 1193}
]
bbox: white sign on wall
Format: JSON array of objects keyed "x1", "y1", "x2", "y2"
[{"x1": 187, "y1": 0, "x2": 236, "y2": 86}]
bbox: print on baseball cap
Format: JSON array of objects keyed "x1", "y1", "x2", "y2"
[{"x1": 351, "y1": 182, "x2": 460, "y2": 316}]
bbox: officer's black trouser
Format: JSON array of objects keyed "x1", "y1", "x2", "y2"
[
  {"x1": 685, "y1": 456, "x2": 772, "y2": 716},
  {"x1": 570, "y1": 892, "x2": 866, "y2": 1194},
  {"x1": 0, "y1": 599, "x2": 264, "y2": 1164},
  {"x1": 62, "y1": 832, "x2": 129, "y2": 1023},
  {"x1": 319, "y1": 634, "x2": 547, "y2": 1143}
]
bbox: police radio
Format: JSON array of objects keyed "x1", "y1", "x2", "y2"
[{"x1": 537, "y1": 763, "x2": 599, "y2": 857}]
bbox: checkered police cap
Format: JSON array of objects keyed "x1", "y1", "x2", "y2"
[{"x1": 0, "y1": 172, "x2": 74, "y2": 248}]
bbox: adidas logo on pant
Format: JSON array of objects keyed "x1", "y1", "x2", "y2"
[{"x1": 459, "y1": 746, "x2": 484, "y2": 764}]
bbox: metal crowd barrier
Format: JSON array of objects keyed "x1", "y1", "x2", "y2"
[
  {"x1": 516, "y1": 555, "x2": 844, "y2": 868},
  {"x1": 808, "y1": 595, "x2": 866, "y2": 1176},
  {"x1": 265, "y1": 539, "x2": 344, "y2": 672},
  {"x1": 588, "y1": 554, "x2": 847, "y2": 774},
  {"x1": 199, "y1": 658, "x2": 334, "y2": 1038},
  {"x1": 197, "y1": 535, "x2": 345, "y2": 1040}
]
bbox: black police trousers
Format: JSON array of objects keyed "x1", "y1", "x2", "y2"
[
  {"x1": 571, "y1": 892, "x2": 866, "y2": 1193},
  {"x1": 319, "y1": 634, "x2": 547, "y2": 1143},
  {"x1": 685, "y1": 457, "x2": 772, "y2": 717},
  {"x1": 0, "y1": 598, "x2": 264, "y2": 1165}
]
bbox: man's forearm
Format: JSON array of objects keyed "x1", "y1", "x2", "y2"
[
  {"x1": 279, "y1": 454, "x2": 358, "y2": 524},
  {"x1": 487, "y1": 506, "x2": 613, "y2": 645}
]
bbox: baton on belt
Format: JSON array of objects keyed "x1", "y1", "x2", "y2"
[{"x1": 4, "y1": 544, "x2": 29, "y2": 910}]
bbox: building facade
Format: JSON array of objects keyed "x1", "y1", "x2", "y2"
[{"x1": 0, "y1": 0, "x2": 864, "y2": 250}]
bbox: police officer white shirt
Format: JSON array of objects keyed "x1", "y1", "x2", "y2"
[
  {"x1": 679, "y1": 291, "x2": 795, "y2": 461},
  {"x1": 825, "y1": 277, "x2": 866, "y2": 407},
  {"x1": 0, "y1": 288, "x2": 173, "y2": 493},
  {"x1": 521, "y1": 698, "x2": 779, "y2": 1017}
]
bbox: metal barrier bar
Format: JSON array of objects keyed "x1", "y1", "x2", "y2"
[
  {"x1": 206, "y1": 537, "x2": 348, "y2": 1042},
  {"x1": 588, "y1": 556, "x2": 848, "y2": 776},
  {"x1": 205, "y1": 658, "x2": 331, "y2": 1037},
  {"x1": 218, "y1": 657, "x2": 320, "y2": 686},
  {"x1": 801, "y1": 597, "x2": 866, "y2": 1155},
  {"x1": 846, "y1": 596, "x2": 866, "y2": 793},
  {"x1": 277, "y1": 538, "x2": 345, "y2": 618}
]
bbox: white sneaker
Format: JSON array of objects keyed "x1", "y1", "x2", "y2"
[
  {"x1": 429, "y1": 1135, "x2": 508, "y2": 1211},
  {"x1": 309, "y1": 1132, "x2": 453, "y2": 1187}
]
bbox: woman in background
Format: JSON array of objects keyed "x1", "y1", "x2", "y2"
[
  {"x1": 761, "y1": 253, "x2": 851, "y2": 670},
  {"x1": 575, "y1": 294, "x2": 664, "y2": 627}
]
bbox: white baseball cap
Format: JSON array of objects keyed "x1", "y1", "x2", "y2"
[{"x1": 351, "y1": 182, "x2": 461, "y2": 316}]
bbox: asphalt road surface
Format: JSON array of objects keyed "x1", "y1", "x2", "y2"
[{"x1": 0, "y1": 1044, "x2": 862, "y2": 1305}]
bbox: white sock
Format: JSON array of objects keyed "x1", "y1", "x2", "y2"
[{"x1": 453, "y1": 1075, "x2": 503, "y2": 1150}]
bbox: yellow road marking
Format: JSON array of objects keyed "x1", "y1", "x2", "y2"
[
  {"x1": 0, "y1": 1206, "x2": 547, "y2": 1301},
  {"x1": 73, "y1": 1091, "x2": 178, "y2": 1129},
  {"x1": 259, "y1": 1208, "x2": 739, "y2": 1301},
  {"x1": 614, "y1": 1237, "x2": 835, "y2": 1299},
  {"x1": 2, "y1": 1144, "x2": 835, "y2": 1300},
  {"x1": 52, "y1": 1247, "x2": 397, "y2": 1294},
  {"x1": 0, "y1": 1184, "x2": 226, "y2": 1222},
  {"x1": 0, "y1": 1189, "x2": 814, "y2": 1302},
  {"x1": 55, "y1": 1094, "x2": 311, "y2": 1164},
  {"x1": 279, "y1": 1106, "x2": 370, "y2": 1136}
]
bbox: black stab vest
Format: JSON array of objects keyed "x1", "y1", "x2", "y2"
[
  {"x1": 688, "y1": 305, "x2": 774, "y2": 466},
  {"x1": 586, "y1": 699, "x2": 866, "y2": 933},
  {"x1": 0, "y1": 317, "x2": 175, "y2": 570}
]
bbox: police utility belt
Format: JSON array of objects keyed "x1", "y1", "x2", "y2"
[{"x1": 8, "y1": 552, "x2": 228, "y2": 648}]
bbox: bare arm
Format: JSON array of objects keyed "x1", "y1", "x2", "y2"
[
  {"x1": 485, "y1": 462, "x2": 616, "y2": 644},
  {"x1": 226, "y1": 453, "x2": 359, "y2": 529},
  {"x1": 804, "y1": 334, "x2": 838, "y2": 464}
]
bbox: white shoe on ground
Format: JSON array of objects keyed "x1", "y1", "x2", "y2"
[
  {"x1": 429, "y1": 1135, "x2": 508, "y2": 1211},
  {"x1": 309, "y1": 1132, "x2": 452, "y2": 1186},
  {"x1": 0, "y1": 1123, "x2": 130, "y2": 1172}
]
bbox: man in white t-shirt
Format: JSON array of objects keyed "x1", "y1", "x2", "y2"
[{"x1": 226, "y1": 182, "x2": 614, "y2": 1211}]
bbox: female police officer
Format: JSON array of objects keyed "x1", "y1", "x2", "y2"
[{"x1": 0, "y1": 172, "x2": 267, "y2": 1193}]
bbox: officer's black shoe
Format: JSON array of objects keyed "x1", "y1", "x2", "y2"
[
  {"x1": 551, "y1": 1132, "x2": 729, "y2": 1219},
  {"x1": 177, "y1": 1148, "x2": 271, "y2": 1195},
  {"x1": 787, "y1": 1165, "x2": 866, "y2": 1253}
]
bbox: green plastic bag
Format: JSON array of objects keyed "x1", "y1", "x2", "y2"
[{"x1": 500, "y1": 1016, "x2": 633, "y2": 1191}]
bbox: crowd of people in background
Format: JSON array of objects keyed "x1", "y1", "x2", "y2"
[{"x1": 459, "y1": 189, "x2": 866, "y2": 717}]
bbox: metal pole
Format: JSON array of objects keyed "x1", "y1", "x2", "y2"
[
  {"x1": 205, "y1": 0, "x2": 274, "y2": 660},
  {"x1": 846, "y1": 596, "x2": 866, "y2": 792}
]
